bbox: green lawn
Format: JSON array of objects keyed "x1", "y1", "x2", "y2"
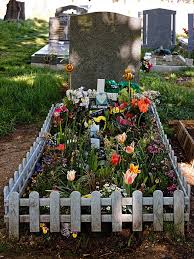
[
  {"x1": 0, "y1": 19, "x2": 64, "y2": 136},
  {"x1": 141, "y1": 70, "x2": 194, "y2": 123}
]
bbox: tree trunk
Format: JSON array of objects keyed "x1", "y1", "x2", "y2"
[{"x1": 4, "y1": 0, "x2": 25, "y2": 21}]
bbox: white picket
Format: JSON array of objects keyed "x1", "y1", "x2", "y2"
[
  {"x1": 111, "y1": 191, "x2": 122, "y2": 232},
  {"x1": 29, "y1": 191, "x2": 40, "y2": 232},
  {"x1": 9, "y1": 192, "x2": 19, "y2": 239},
  {"x1": 91, "y1": 191, "x2": 101, "y2": 232},
  {"x1": 153, "y1": 190, "x2": 163, "y2": 231},
  {"x1": 174, "y1": 190, "x2": 184, "y2": 235},
  {"x1": 70, "y1": 191, "x2": 81, "y2": 232},
  {"x1": 132, "y1": 190, "x2": 142, "y2": 231},
  {"x1": 50, "y1": 191, "x2": 60, "y2": 232}
]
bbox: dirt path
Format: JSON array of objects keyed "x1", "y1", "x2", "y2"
[
  {"x1": 0, "y1": 125, "x2": 39, "y2": 216},
  {"x1": 0, "y1": 126, "x2": 193, "y2": 258}
]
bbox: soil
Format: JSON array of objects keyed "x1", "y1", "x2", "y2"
[{"x1": 0, "y1": 125, "x2": 194, "y2": 258}]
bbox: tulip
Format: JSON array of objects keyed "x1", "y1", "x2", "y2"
[
  {"x1": 124, "y1": 171, "x2": 137, "y2": 185},
  {"x1": 116, "y1": 132, "x2": 127, "y2": 144},
  {"x1": 111, "y1": 153, "x2": 121, "y2": 166},
  {"x1": 124, "y1": 144, "x2": 134, "y2": 154},
  {"x1": 67, "y1": 170, "x2": 76, "y2": 181}
]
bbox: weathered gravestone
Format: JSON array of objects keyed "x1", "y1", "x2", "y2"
[
  {"x1": 69, "y1": 12, "x2": 141, "y2": 90},
  {"x1": 143, "y1": 8, "x2": 176, "y2": 49},
  {"x1": 4, "y1": 0, "x2": 25, "y2": 21},
  {"x1": 49, "y1": 5, "x2": 88, "y2": 42},
  {"x1": 188, "y1": 14, "x2": 194, "y2": 52}
]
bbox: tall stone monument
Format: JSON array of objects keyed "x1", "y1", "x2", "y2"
[
  {"x1": 188, "y1": 14, "x2": 194, "y2": 52},
  {"x1": 69, "y1": 12, "x2": 141, "y2": 89},
  {"x1": 143, "y1": 8, "x2": 176, "y2": 49}
]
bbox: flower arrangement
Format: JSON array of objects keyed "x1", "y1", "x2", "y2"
[
  {"x1": 23, "y1": 86, "x2": 177, "y2": 202},
  {"x1": 141, "y1": 58, "x2": 153, "y2": 73}
]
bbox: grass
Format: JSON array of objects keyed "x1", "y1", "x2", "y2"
[
  {"x1": 140, "y1": 70, "x2": 194, "y2": 123},
  {"x1": 0, "y1": 19, "x2": 64, "y2": 136}
]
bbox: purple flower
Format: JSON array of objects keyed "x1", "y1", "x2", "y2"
[
  {"x1": 147, "y1": 144, "x2": 160, "y2": 154},
  {"x1": 167, "y1": 183, "x2": 177, "y2": 192},
  {"x1": 165, "y1": 170, "x2": 176, "y2": 179}
]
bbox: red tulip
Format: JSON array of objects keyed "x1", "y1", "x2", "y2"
[{"x1": 111, "y1": 153, "x2": 121, "y2": 166}]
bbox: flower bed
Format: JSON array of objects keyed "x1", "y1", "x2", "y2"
[{"x1": 4, "y1": 84, "x2": 190, "y2": 239}]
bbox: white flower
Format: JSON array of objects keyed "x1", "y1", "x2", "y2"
[{"x1": 67, "y1": 170, "x2": 76, "y2": 181}]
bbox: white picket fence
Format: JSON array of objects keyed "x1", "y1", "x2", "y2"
[
  {"x1": 3, "y1": 105, "x2": 55, "y2": 214},
  {"x1": 151, "y1": 104, "x2": 191, "y2": 198},
  {"x1": 3, "y1": 101, "x2": 191, "y2": 239},
  {"x1": 4, "y1": 190, "x2": 189, "y2": 239}
]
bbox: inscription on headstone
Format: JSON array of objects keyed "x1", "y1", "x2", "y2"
[
  {"x1": 143, "y1": 8, "x2": 176, "y2": 49},
  {"x1": 188, "y1": 14, "x2": 194, "y2": 52},
  {"x1": 69, "y1": 12, "x2": 141, "y2": 90}
]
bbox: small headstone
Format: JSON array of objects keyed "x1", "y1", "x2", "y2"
[
  {"x1": 143, "y1": 8, "x2": 176, "y2": 49},
  {"x1": 188, "y1": 14, "x2": 194, "y2": 52},
  {"x1": 4, "y1": 0, "x2": 25, "y2": 20},
  {"x1": 49, "y1": 5, "x2": 88, "y2": 42},
  {"x1": 69, "y1": 12, "x2": 141, "y2": 89}
]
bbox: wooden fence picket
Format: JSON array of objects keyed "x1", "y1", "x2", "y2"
[
  {"x1": 174, "y1": 190, "x2": 184, "y2": 235},
  {"x1": 153, "y1": 190, "x2": 163, "y2": 231},
  {"x1": 133, "y1": 190, "x2": 142, "y2": 231},
  {"x1": 70, "y1": 191, "x2": 81, "y2": 232},
  {"x1": 9, "y1": 192, "x2": 19, "y2": 239},
  {"x1": 50, "y1": 191, "x2": 60, "y2": 232},
  {"x1": 29, "y1": 191, "x2": 40, "y2": 232},
  {"x1": 111, "y1": 191, "x2": 122, "y2": 232},
  {"x1": 91, "y1": 191, "x2": 101, "y2": 232}
]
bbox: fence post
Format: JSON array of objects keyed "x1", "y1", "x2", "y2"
[
  {"x1": 70, "y1": 191, "x2": 81, "y2": 232},
  {"x1": 29, "y1": 191, "x2": 40, "y2": 232},
  {"x1": 133, "y1": 190, "x2": 142, "y2": 231},
  {"x1": 91, "y1": 191, "x2": 101, "y2": 232},
  {"x1": 50, "y1": 191, "x2": 60, "y2": 232},
  {"x1": 111, "y1": 191, "x2": 122, "y2": 232},
  {"x1": 9, "y1": 192, "x2": 19, "y2": 240},
  {"x1": 174, "y1": 190, "x2": 184, "y2": 235},
  {"x1": 153, "y1": 190, "x2": 163, "y2": 231}
]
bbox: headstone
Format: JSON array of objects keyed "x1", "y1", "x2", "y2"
[
  {"x1": 49, "y1": 16, "x2": 70, "y2": 42},
  {"x1": 188, "y1": 14, "x2": 194, "y2": 52},
  {"x1": 49, "y1": 5, "x2": 88, "y2": 42},
  {"x1": 143, "y1": 8, "x2": 176, "y2": 49},
  {"x1": 4, "y1": 0, "x2": 25, "y2": 20},
  {"x1": 69, "y1": 12, "x2": 141, "y2": 90}
]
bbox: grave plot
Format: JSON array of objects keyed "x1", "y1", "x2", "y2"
[{"x1": 4, "y1": 79, "x2": 190, "y2": 239}]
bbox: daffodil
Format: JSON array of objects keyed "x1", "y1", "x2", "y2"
[{"x1": 129, "y1": 164, "x2": 141, "y2": 174}]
